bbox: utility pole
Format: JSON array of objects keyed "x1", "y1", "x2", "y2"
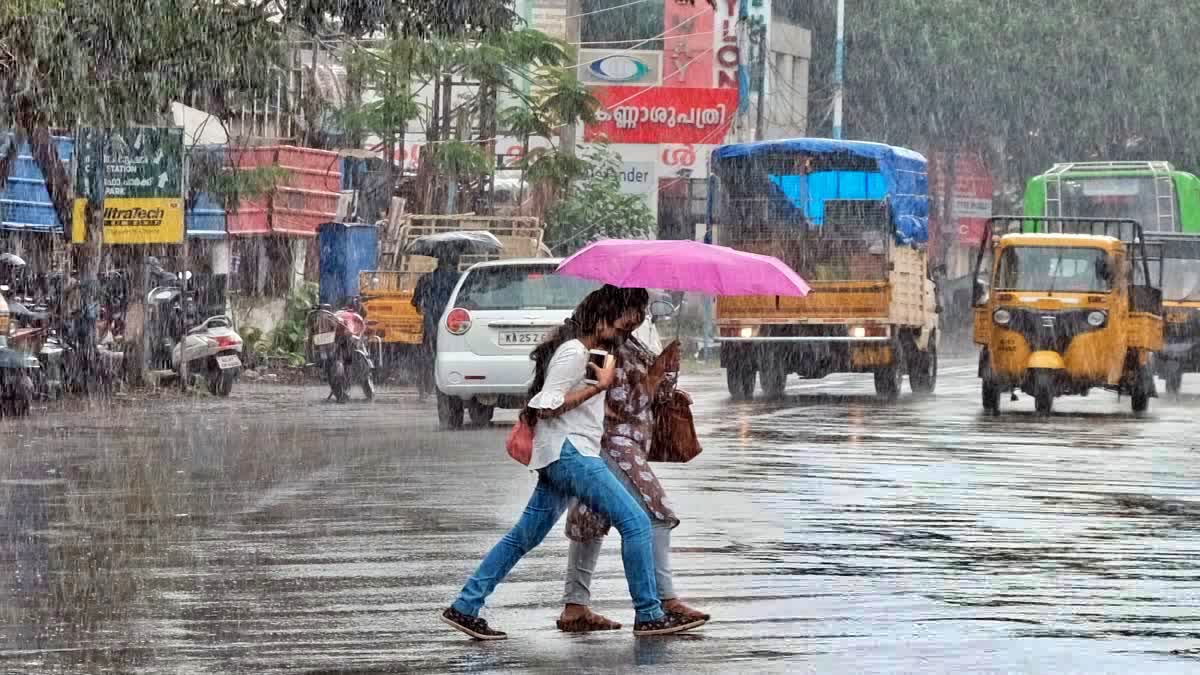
[
  {"x1": 753, "y1": 25, "x2": 768, "y2": 141},
  {"x1": 832, "y1": 0, "x2": 845, "y2": 139}
]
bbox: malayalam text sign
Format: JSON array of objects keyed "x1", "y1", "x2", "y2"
[
  {"x1": 72, "y1": 127, "x2": 185, "y2": 244},
  {"x1": 585, "y1": 86, "x2": 738, "y2": 145}
]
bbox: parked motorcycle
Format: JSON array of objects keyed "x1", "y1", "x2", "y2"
[
  {"x1": 0, "y1": 287, "x2": 37, "y2": 416},
  {"x1": 306, "y1": 300, "x2": 375, "y2": 403},
  {"x1": 147, "y1": 286, "x2": 244, "y2": 396}
]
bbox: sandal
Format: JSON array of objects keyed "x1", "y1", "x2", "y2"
[
  {"x1": 556, "y1": 610, "x2": 622, "y2": 633},
  {"x1": 662, "y1": 600, "x2": 710, "y2": 622}
]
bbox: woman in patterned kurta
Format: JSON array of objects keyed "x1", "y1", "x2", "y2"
[{"x1": 556, "y1": 323, "x2": 709, "y2": 632}]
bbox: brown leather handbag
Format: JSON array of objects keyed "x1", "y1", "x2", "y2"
[{"x1": 650, "y1": 390, "x2": 703, "y2": 463}]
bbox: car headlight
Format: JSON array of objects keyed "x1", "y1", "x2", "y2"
[
  {"x1": 993, "y1": 308, "x2": 1012, "y2": 326},
  {"x1": 1087, "y1": 310, "x2": 1107, "y2": 327}
]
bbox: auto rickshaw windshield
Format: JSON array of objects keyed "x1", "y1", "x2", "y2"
[
  {"x1": 995, "y1": 246, "x2": 1112, "y2": 293},
  {"x1": 1160, "y1": 257, "x2": 1200, "y2": 302}
]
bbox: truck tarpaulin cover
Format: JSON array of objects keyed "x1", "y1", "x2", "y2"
[{"x1": 711, "y1": 138, "x2": 930, "y2": 245}]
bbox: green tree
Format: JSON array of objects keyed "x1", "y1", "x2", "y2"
[{"x1": 545, "y1": 143, "x2": 655, "y2": 253}]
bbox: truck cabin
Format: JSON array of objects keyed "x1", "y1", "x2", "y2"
[{"x1": 708, "y1": 139, "x2": 929, "y2": 283}]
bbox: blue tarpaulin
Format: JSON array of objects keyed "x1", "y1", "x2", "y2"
[{"x1": 711, "y1": 138, "x2": 930, "y2": 244}]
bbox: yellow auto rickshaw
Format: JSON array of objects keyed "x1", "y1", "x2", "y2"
[
  {"x1": 1147, "y1": 232, "x2": 1200, "y2": 394},
  {"x1": 971, "y1": 216, "x2": 1163, "y2": 415}
]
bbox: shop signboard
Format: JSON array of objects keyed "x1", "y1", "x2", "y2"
[
  {"x1": 585, "y1": 86, "x2": 738, "y2": 145},
  {"x1": 72, "y1": 127, "x2": 185, "y2": 244},
  {"x1": 713, "y1": 0, "x2": 771, "y2": 92},
  {"x1": 579, "y1": 49, "x2": 663, "y2": 86},
  {"x1": 663, "y1": 0, "x2": 715, "y2": 88}
]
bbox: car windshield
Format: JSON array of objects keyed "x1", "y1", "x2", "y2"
[
  {"x1": 454, "y1": 266, "x2": 599, "y2": 311},
  {"x1": 1160, "y1": 257, "x2": 1200, "y2": 301},
  {"x1": 995, "y1": 246, "x2": 1111, "y2": 292}
]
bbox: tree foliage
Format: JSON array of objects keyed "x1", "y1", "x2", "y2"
[
  {"x1": 545, "y1": 143, "x2": 655, "y2": 254},
  {"x1": 795, "y1": 0, "x2": 1200, "y2": 187}
]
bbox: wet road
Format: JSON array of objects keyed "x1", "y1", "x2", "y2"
[{"x1": 4, "y1": 357, "x2": 1200, "y2": 673}]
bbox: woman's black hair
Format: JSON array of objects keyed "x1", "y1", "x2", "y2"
[{"x1": 521, "y1": 285, "x2": 648, "y2": 425}]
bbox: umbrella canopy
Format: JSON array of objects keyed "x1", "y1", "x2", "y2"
[
  {"x1": 404, "y1": 231, "x2": 504, "y2": 257},
  {"x1": 557, "y1": 239, "x2": 810, "y2": 297},
  {"x1": 0, "y1": 252, "x2": 27, "y2": 266}
]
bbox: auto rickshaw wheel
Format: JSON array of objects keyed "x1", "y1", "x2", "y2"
[
  {"x1": 1032, "y1": 371, "x2": 1055, "y2": 415},
  {"x1": 981, "y1": 378, "x2": 1000, "y2": 414},
  {"x1": 1131, "y1": 367, "x2": 1152, "y2": 414},
  {"x1": 1163, "y1": 362, "x2": 1183, "y2": 396}
]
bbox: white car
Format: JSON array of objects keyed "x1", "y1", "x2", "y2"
[{"x1": 434, "y1": 258, "x2": 666, "y2": 429}]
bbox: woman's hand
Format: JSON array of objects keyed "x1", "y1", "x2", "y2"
[
  {"x1": 649, "y1": 340, "x2": 682, "y2": 380},
  {"x1": 588, "y1": 353, "x2": 617, "y2": 391}
]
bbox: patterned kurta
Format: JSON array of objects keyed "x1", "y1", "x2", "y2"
[{"x1": 565, "y1": 337, "x2": 679, "y2": 542}]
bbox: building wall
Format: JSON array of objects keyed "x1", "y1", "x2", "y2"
[{"x1": 766, "y1": 19, "x2": 811, "y2": 140}]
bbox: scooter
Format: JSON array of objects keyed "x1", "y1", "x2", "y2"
[
  {"x1": 306, "y1": 299, "x2": 375, "y2": 404},
  {"x1": 147, "y1": 286, "x2": 244, "y2": 396}
]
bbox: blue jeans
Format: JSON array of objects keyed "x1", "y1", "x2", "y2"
[{"x1": 452, "y1": 441, "x2": 665, "y2": 623}]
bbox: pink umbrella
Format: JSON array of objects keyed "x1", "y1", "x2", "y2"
[{"x1": 556, "y1": 239, "x2": 810, "y2": 297}]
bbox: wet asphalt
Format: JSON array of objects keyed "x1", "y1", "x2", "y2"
[{"x1": 4, "y1": 357, "x2": 1200, "y2": 674}]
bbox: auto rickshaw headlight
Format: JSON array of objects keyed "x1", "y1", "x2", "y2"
[
  {"x1": 992, "y1": 308, "x2": 1012, "y2": 326},
  {"x1": 1087, "y1": 310, "x2": 1107, "y2": 327}
]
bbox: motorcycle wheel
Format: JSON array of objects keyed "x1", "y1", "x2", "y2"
[
  {"x1": 329, "y1": 359, "x2": 349, "y2": 404},
  {"x1": 208, "y1": 370, "x2": 236, "y2": 397},
  {"x1": 361, "y1": 372, "x2": 375, "y2": 401}
]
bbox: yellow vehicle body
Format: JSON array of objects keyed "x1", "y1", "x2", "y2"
[
  {"x1": 359, "y1": 215, "x2": 548, "y2": 368},
  {"x1": 973, "y1": 218, "x2": 1163, "y2": 415},
  {"x1": 717, "y1": 239, "x2": 939, "y2": 400}
]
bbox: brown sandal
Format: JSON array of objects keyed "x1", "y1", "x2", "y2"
[
  {"x1": 556, "y1": 610, "x2": 622, "y2": 633},
  {"x1": 662, "y1": 600, "x2": 710, "y2": 622}
]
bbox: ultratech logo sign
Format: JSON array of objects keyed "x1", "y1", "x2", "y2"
[{"x1": 104, "y1": 207, "x2": 166, "y2": 227}]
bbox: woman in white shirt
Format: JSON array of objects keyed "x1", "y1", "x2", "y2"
[{"x1": 441, "y1": 285, "x2": 706, "y2": 640}]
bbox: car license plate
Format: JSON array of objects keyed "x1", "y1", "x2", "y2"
[
  {"x1": 499, "y1": 331, "x2": 546, "y2": 346},
  {"x1": 312, "y1": 331, "x2": 336, "y2": 346},
  {"x1": 216, "y1": 355, "x2": 241, "y2": 370}
]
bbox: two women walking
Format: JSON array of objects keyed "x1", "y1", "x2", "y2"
[{"x1": 440, "y1": 285, "x2": 707, "y2": 640}]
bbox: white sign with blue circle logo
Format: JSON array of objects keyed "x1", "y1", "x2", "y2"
[{"x1": 579, "y1": 49, "x2": 663, "y2": 86}]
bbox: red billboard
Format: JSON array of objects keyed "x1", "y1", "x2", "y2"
[
  {"x1": 930, "y1": 151, "x2": 993, "y2": 245},
  {"x1": 585, "y1": 85, "x2": 738, "y2": 145},
  {"x1": 662, "y1": 0, "x2": 715, "y2": 88}
]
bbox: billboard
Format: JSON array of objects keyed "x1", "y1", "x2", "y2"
[
  {"x1": 579, "y1": 49, "x2": 663, "y2": 86},
  {"x1": 585, "y1": 86, "x2": 738, "y2": 145},
  {"x1": 930, "y1": 151, "x2": 993, "y2": 246},
  {"x1": 663, "y1": 0, "x2": 715, "y2": 88},
  {"x1": 72, "y1": 127, "x2": 185, "y2": 245},
  {"x1": 713, "y1": 0, "x2": 771, "y2": 92}
]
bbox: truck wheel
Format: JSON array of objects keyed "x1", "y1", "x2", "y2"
[
  {"x1": 438, "y1": 392, "x2": 465, "y2": 429},
  {"x1": 1033, "y1": 371, "x2": 1054, "y2": 415},
  {"x1": 758, "y1": 350, "x2": 787, "y2": 399},
  {"x1": 874, "y1": 366, "x2": 902, "y2": 400},
  {"x1": 468, "y1": 401, "x2": 495, "y2": 426},
  {"x1": 909, "y1": 337, "x2": 938, "y2": 395},
  {"x1": 726, "y1": 365, "x2": 756, "y2": 401}
]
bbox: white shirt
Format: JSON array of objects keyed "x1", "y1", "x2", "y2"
[{"x1": 527, "y1": 339, "x2": 604, "y2": 470}]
